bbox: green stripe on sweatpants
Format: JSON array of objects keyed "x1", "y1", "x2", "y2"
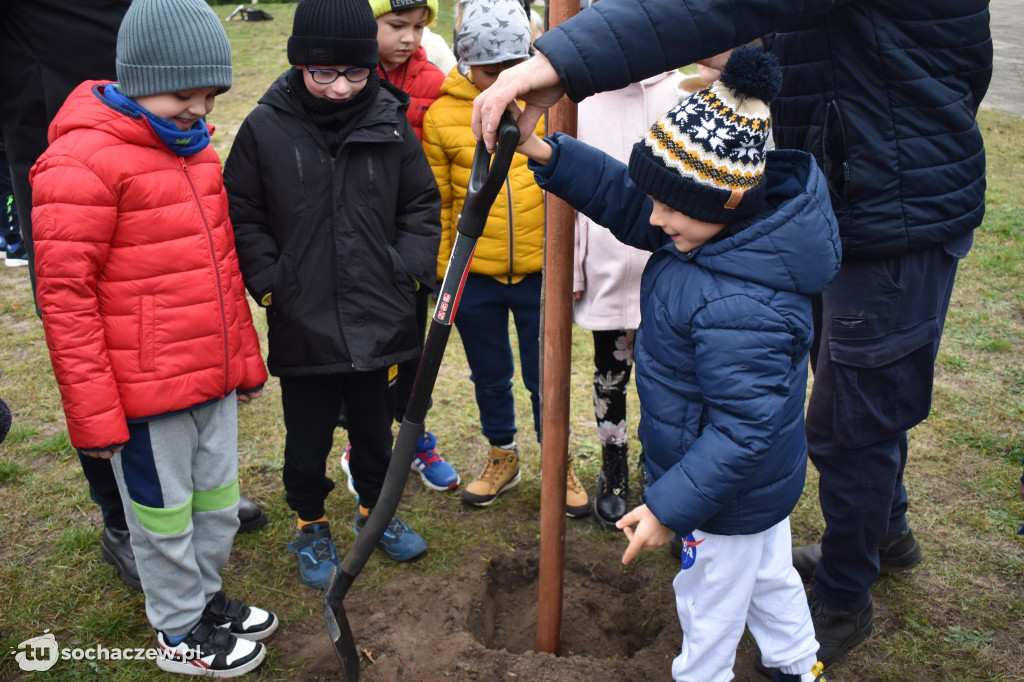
[{"x1": 193, "y1": 478, "x2": 239, "y2": 512}]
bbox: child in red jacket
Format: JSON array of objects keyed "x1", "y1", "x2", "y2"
[
  {"x1": 30, "y1": 0, "x2": 273, "y2": 677},
  {"x1": 364, "y1": 0, "x2": 461, "y2": 493}
]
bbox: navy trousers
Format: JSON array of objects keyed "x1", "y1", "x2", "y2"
[
  {"x1": 805, "y1": 235, "x2": 970, "y2": 611},
  {"x1": 453, "y1": 272, "x2": 542, "y2": 446}
]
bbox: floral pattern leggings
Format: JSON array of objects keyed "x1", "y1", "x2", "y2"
[{"x1": 592, "y1": 329, "x2": 635, "y2": 447}]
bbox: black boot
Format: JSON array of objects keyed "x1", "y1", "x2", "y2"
[
  {"x1": 637, "y1": 447, "x2": 650, "y2": 503},
  {"x1": 100, "y1": 526, "x2": 142, "y2": 592},
  {"x1": 237, "y1": 494, "x2": 267, "y2": 533},
  {"x1": 593, "y1": 443, "x2": 629, "y2": 531}
]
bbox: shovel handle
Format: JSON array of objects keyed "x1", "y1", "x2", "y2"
[
  {"x1": 326, "y1": 109, "x2": 521, "y2": 601},
  {"x1": 456, "y1": 112, "x2": 520, "y2": 240}
]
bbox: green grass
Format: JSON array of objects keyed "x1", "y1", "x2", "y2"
[{"x1": 1, "y1": 3, "x2": 1024, "y2": 679}]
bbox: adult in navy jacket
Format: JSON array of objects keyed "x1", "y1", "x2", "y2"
[{"x1": 474, "y1": 0, "x2": 992, "y2": 667}]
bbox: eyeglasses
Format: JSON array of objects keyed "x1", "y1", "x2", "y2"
[{"x1": 305, "y1": 66, "x2": 372, "y2": 84}]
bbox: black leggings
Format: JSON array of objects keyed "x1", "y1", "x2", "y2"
[{"x1": 591, "y1": 329, "x2": 635, "y2": 447}]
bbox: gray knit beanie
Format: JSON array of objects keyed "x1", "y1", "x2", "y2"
[
  {"x1": 456, "y1": 0, "x2": 532, "y2": 71},
  {"x1": 116, "y1": 0, "x2": 233, "y2": 98}
]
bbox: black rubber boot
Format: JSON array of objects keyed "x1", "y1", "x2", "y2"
[
  {"x1": 593, "y1": 443, "x2": 629, "y2": 531},
  {"x1": 637, "y1": 447, "x2": 650, "y2": 503}
]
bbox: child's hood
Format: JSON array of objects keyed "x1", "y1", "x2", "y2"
[
  {"x1": 47, "y1": 81, "x2": 175, "y2": 148},
  {"x1": 687, "y1": 149, "x2": 842, "y2": 297},
  {"x1": 439, "y1": 68, "x2": 480, "y2": 102}
]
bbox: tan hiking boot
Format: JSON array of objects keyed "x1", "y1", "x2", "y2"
[
  {"x1": 461, "y1": 445, "x2": 521, "y2": 506},
  {"x1": 566, "y1": 458, "x2": 590, "y2": 519}
]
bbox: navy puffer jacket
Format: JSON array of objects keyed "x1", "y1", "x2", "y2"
[
  {"x1": 535, "y1": 0, "x2": 991, "y2": 259},
  {"x1": 532, "y1": 134, "x2": 841, "y2": 536}
]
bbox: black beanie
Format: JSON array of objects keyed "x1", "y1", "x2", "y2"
[{"x1": 287, "y1": 0, "x2": 380, "y2": 68}]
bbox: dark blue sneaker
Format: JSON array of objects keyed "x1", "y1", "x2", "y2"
[
  {"x1": 411, "y1": 432, "x2": 460, "y2": 491},
  {"x1": 353, "y1": 508, "x2": 427, "y2": 562},
  {"x1": 4, "y1": 239, "x2": 27, "y2": 267},
  {"x1": 287, "y1": 522, "x2": 339, "y2": 589}
]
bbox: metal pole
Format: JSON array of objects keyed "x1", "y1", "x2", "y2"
[{"x1": 536, "y1": 0, "x2": 577, "y2": 656}]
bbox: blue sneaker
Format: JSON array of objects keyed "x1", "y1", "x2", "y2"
[
  {"x1": 286, "y1": 522, "x2": 339, "y2": 589},
  {"x1": 411, "y1": 432, "x2": 460, "y2": 491},
  {"x1": 353, "y1": 509, "x2": 427, "y2": 562},
  {"x1": 4, "y1": 239, "x2": 27, "y2": 267}
]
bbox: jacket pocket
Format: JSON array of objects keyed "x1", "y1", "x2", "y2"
[
  {"x1": 387, "y1": 245, "x2": 416, "y2": 307},
  {"x1": 138, "y1": 295, "x2": 156, "y2": 372},
  {"x1": 829, "y1": 316, "x2": 939, "y2": 449},
  {"x1": 821, "y1": 99, "x2": 850, "y2": 204}
]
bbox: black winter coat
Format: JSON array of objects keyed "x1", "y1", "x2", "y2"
[
  {"x1": 535, "y1": 0, "x2": 992, "y2": 259},
  {"x1": 224, "y1": 73, "x2": 442, "y2": 376}
]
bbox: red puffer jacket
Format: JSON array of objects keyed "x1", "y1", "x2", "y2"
[
  {"x1": 30, "y1": 81, "x2": 267, "y2": 450},
  {"x1": 379, "y1": 46, "x2": 445, "y2": 140}
]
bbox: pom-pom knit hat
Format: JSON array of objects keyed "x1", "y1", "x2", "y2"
[
  {"x1": 456, "y1": 0, "x2": 532, "y2": 70},
  {"x1": 368, "y1": 0, "x2": 438, "y2": 25},
  {"x1": 288, "y1": 0, "x2": 379, "y2": 67},
  {"x1": 628, "y1": 46, "x2": 782, "y2": 224},
  {"x1": 116, "y1": 0, "x2": 232, "y2": 98}
]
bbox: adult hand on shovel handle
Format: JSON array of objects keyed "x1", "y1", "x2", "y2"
[{"x1": 472, "y1": 51, "x2": 566, "y2": 153}]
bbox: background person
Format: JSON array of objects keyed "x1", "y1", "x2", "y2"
[{"x1": 473, "y1": 0, "x2": 992, "y2": 668}]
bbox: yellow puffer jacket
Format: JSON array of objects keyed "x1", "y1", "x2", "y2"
[{"x1": 423, "y1": 68, "x2": 545, "y2": 284}]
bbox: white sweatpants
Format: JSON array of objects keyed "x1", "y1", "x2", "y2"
[{"x1": 671, "y1": 517, "x2": 819, "y2": 682}]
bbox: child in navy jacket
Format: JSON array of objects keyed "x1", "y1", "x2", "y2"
[{"x1": 518, "y1": 48, "x2": 841, "y2": 681}]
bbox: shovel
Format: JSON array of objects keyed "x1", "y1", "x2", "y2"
[{"x1": 323, "y1": 111, "x2": 521, "y2": 681}]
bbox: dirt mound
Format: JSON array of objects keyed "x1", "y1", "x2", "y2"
[{"x1": 273, "y1": 536, "x2": 767, "y2": 680}]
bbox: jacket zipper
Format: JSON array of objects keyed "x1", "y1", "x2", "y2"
[
  {"x1": 821, "y1": 99, "x2": 850, "y2": 201},
  {"x1": 505, "y1": 176, "x2": 514, "y2": 284},
  {"x1": 180, "y1": 157, "x2": 232, "y2": 395}
]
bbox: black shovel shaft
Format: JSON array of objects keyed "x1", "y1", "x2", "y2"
[{"x1": 324, "y1": 112, "x2": 520, "y2": 681}]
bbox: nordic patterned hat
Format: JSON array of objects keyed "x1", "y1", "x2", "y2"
[{"x1": 628, "y1": 46, "x2": 782, "y2": 224}]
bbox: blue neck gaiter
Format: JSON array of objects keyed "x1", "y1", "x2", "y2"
[{"x1": 103, "y1": 84, "x2": 211, "y2": 157}]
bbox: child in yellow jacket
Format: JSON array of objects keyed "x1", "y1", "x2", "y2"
[{"x1": 422, "y1": 0, "x2": 587, "y2": 515}]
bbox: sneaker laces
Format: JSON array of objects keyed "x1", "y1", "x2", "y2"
[
  {"x1": 310, "y1": 535, "x2": 333, "y2": 562},
  {"x1": 567, "y1": 463, "x2": 584, "y2": 494},
  {"x1": 415, "y1": 449, "x2": 443, "y2": 466},
  {"x1": 602, "y1": 451, "x2": 628, "y2": 496}
]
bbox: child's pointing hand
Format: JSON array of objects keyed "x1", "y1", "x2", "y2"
[{"x1": 617, "y1": 504, "x2": 675, "y2": 565}]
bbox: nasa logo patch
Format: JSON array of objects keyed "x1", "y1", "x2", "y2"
[{"x1": 679, "y1": 533, "x2": 704, "y2": 569}]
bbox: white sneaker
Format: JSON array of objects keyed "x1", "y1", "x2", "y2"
[
  {"x1": 156, "y1": 622, "x2": 265, "y2": 678},
  {"x1": 201, "y1": 591, "x2": 278, "y2": 641}
]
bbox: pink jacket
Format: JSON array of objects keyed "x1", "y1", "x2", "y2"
[{"x1": 573, "y1": 71, "x2": 684, "y2": 331}]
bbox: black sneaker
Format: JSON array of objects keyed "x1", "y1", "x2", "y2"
[
  {"x1": 810, "y1": 597, "x2": 873, "y2": 667},
  {"x1": 878, "y1": 528, "x2": 922, "y2": 575},
  {"x1": 156, "y1": 621, "x2": 265, "y2": 677},
  {"x1": 236, "y1": 495, "x2": 268, "y2": 534},
  {"x1": 791, "y1": 543, "x2": 822, "y2": 582},
  {"x1": 202, "y1": 591, "x2": 278, "y2": 641}
]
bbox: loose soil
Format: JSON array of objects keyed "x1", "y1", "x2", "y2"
[{"x1": 273, "y1": 534, "x2": 772, "y2": 681}]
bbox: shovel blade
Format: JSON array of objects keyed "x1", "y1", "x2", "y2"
[{"x1": 323, "y1": 567, "x2": 360, "y2": 681}]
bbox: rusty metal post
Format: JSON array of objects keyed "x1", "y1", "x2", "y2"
[{"x1": 536, "y1": 0, "x2": 577, "y2": 657}]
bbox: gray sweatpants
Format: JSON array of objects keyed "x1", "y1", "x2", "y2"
[{"x1": 111, "y1": 394, "x2": 241, "y2": 635}]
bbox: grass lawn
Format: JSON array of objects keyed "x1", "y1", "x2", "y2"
[{"x1": 1, "y1": 3, "x2": 1023, "y2": 680}]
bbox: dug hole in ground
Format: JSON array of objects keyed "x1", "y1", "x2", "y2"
[{"x1": 272, "y1": 528, "x2": 780, "y2": 681}]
